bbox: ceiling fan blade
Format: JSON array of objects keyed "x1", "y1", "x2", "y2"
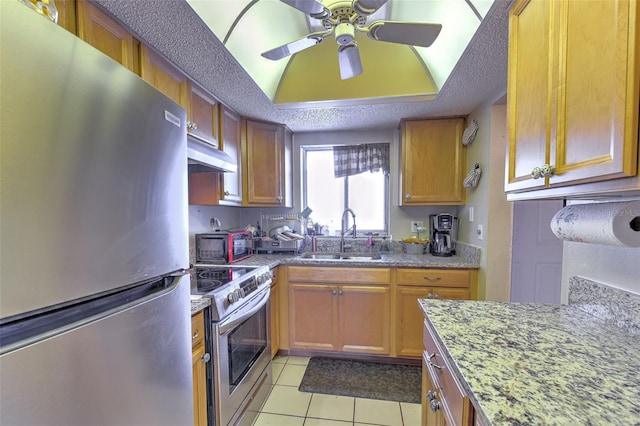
[
  {"x1": 262, "y1": 33, "x2": 326, "y2": 60},
  {"x1": 353, "y1": 0, "x2": 389, "y2": 16},
  {"x1": 368, "y1": 21, "x2": 443, "y2": 48},
  {"x1": 337, "y1": 43, "x2": 363, "y2": 80},
  {"x1": 281, "y1": 0, "x2": 330, "y2": 19}
]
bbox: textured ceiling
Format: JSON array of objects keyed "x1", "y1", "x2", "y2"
[{"x1": 93, "y1": 0, "x2": 510, "y2": 132}]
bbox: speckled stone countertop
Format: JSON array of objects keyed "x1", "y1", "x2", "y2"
[
  {"x1": 233, "y1": 251, "x2": 479, "y2": 269},
  {"x1": 418, "y1": 293, "x2": 640, "y2": 425},
  {"x1": 190, "y1": 296, "x2": 210, "y2": 315}
]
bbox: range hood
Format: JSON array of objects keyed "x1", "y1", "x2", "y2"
[{"x1": 187, "y1": 136, "x2": 237, "y2": 173}]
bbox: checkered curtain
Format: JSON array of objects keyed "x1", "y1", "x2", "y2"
[{"x1": 333, "y1": 143, "x2": 390, "y2": 178}]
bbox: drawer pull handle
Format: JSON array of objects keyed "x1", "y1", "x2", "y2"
[
  {"x1": 429, "y1": 361, "x2": 444, "y2": 370},
  {"x1": 423, "y1": 276, "x2": 442, "y2": 282},
  {"x1": 192, "y1": 329, "x2": 199, "y2": 339}
]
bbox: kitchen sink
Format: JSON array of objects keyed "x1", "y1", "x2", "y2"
[
  {"x1": 299, "y1": 253, "x2": 382, "y2": 261},
  {"x1": 299, "y1": 253, "x2": 341, "y2": 260}
]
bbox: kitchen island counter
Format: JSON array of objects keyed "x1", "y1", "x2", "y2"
[{"x1": 419, "y1": 296, "x2": 640, "y2": 426}]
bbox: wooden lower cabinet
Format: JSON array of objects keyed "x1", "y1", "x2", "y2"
[
  {"x1": 287, "y1": 266, "x2": 391, "y2": 355},
  {"x1": 191, "y1": 311, "x2": 208, "y2": 426},
  {"x1": 396, "y1": 269, "x2": 476, "y2": 358},
  {"x1": 423, "y1": 321, "x2": 474, "y2": 426}
]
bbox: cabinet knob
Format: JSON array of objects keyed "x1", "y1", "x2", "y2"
[
  {"x1": 332, "y1": 289, "x2": 337, "y2": 295},
  {"x1": 187, "y1": 121, "x2": 198, "y2": 131},
  {"x1": 427, "y1": 293, "x2": 433, "y2": 299},
  {"x1": 531, "y1": 164, "x2": 554, "y2": 179},
  {"x1": 429, "y1": 399, "x2": 441, "y2": 413},
  {"x1": 277, "y1": 195, "x2": 283, "y2": 203},
  {"x1": 201, "y1": 353, "x2": 211, "y2": 363},
  {"x1": 224, "y1": 191, "x2": 230, "y2": 196},
  {"x1": 338, "y1": 289, "x2": 343, "y2": 296},
  {"x1": 426, "y1": 390, "x2": 436, "y2": 401},
  {"x1": 192, "y1": 329, "x2": 199, "y2": 339},
  {"x1": 434, "y1": 293, "x2": 440, "y2": 299},
  {"x1": 405, "y1": 194, "x2": 412, "y2": 200}
]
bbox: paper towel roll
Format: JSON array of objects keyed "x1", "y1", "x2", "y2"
[{"x1": 550, "y1": 201, "x2": 640, "y2": 247}]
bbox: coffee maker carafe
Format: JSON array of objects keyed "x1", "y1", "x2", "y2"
[{"x1": 429, "y1": 214, "x2": 458, "y2": 257}]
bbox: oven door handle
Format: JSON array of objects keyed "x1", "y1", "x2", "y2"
[{"x1": 218, "y1": 287, "x2": 270, "y2": 335}]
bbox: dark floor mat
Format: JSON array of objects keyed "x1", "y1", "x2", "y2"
[{"x1": 298, "y1": 357, "x2": 421, "y2": 403}]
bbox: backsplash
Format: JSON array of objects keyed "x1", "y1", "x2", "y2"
[{"x1": 568, "y1": 276, "x2": 640, "y2": 335}]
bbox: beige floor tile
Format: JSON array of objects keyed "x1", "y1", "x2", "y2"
[
  {"x1": 354, "y1": 399, "x2": 403, "y2": 426},
  {"x1": 272, "y1": 362, "x2": 285, "y2": 382},
  {"x1": 286, "y1": 356, "x2": 311, "y2": 366},
  {"x1": 400, "y1": 402, "x2": 421, "y2": 425},
  {"x1": 272, "y1": 355, "x2": 289, "y2": 364},
  {"x1": 261, "y1": 385, "x2": 312, "y2": 417},
  {"x1": 304, "y1": 418, "x2": 353, "y2": 426},
  {"x1": 307, "y1": 394, "x2": 355, "y2": 422},
  {"x1": 277, "y1": 363, "x2": 308, "y2": 386},
  {"x1": 252, "y1": 412, "x2": 305, "y2": 426}
]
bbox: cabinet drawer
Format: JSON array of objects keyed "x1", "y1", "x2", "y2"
[
  {"x1": 287, "y1": 266, "x2": 390, "y2": 285},
  {"x1": 397, "y1": 268, "x2": 470, "y2": 287},
  {"x1": 424, "y1": 322, "x2": 473, "y2": 426},
  {"x1": 191, "y1": 311, "x2": 205, "y2": 348}
]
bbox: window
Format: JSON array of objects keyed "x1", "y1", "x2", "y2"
[{"x1": 303, "y1": 146, "x2": 389, "y2": 235}]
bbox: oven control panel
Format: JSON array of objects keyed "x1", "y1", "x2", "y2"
[{"x1": 207, "y1": 266, "x2": 272, "y2": 321}]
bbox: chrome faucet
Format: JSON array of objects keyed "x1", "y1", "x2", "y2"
[{"x1": 340, "y1": 208, "x2": 357, "y2": 252}]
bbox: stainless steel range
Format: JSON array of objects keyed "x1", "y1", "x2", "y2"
[{"x1": 191, "y1": 264, "x2": 273, "y2": 426}]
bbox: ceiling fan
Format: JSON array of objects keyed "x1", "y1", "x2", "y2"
[{"x1": 261, "y1": 0, "x2": 442, "y2": 80}]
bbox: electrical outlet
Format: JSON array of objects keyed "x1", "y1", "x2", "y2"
[
  {"x1": 411, "y1": 221, "x2": 424, "y2": 233},
  {"x1": 476, "y1": 224, "x2": 484, "y2": 240}
]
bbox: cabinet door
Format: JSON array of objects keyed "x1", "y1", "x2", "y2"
[
  {"x1": 55, "y1": 0, "x2": 76, "y2": 34},
  {"x1": 506, "y1": 0, "x2": 552, "y2": 192},
  {"x1": 550, "y1": 0, "x2": 638, "y2": 185},
  {"x1": 192, "y1": 342, "x2": 208, "y2": 426},
  {"x1": 219, "y1": 106, "x2": 243, "y2": 205},
  {"x1": 339, "y1": 285, "x2": 390, "y2": 355},
  {"x1": 397, "y1": 286, "x2": 432, "y2": 358},
  {"x1": 189, "y1": 83, "x2": 219, "y2": 147},
  {"x1": 76, "y1": 0, "x2": 136, "y2": 72},
  {"x1": 140, "y1": 45, "x2": 189, "y2": 110},
  {"x1": 401, "y1": 119, "x2": 466, "y2": 205},
  {"x1": 242, "y1": 119, "x2": 285, "y2": 206},
  {"x1": 288, "y1": 284, "x2": 338, "y2": 351}
]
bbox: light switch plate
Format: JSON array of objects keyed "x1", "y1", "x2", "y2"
[{"x1": 469, "y1": 206, "x2": 474, "y2": 222}]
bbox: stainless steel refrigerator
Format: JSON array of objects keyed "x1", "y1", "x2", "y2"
[{"x1": 0, "y1": 2, "x2": 193, "y2": 424}]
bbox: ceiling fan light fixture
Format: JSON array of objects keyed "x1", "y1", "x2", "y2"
[
  {"x1": 335, "y1": 22, "x2": 355, "y2": 45},
  {"x1": 337, "y1": 42, "x2": 362, "y2": 80}
]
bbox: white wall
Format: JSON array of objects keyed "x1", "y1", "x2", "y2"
[
  {"x1": 457, "y1": 92, "x2": 512, "y2": 301},
  {"x1": 560, "y1": 197, "x2": 640, "y2": 300}
]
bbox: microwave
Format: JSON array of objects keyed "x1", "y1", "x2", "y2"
[{"x1": 195, "y1": 231, "x2": 253, "y2": 264}]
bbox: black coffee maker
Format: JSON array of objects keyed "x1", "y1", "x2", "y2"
[{"x1": 429, "y1": 214, "x2": 458, "y2": 256}]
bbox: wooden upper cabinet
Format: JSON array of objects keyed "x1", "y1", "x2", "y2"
[
  {"x1": 188, "y1": 82, "x2": 219, "y2": 147},
  {"x1": 506, "y1": 0, "x2": 551, "y2": 192},
  {"x1": 140, "y1": 44, "x2": 189, "y2": 110},
  {"x1": 506, "y1": 0, "x2": 640, "y2": 199},
  {"x1": 188, "y1": 105, "x2": 242, "y2": 206},
  {"x1": 76, "y1": 0, "x2": 137, "y2": 73},
  {"x1": 219, "y1": 106, "x2": 243, "y2": 205},
  {"x1": 242, "y1": 119, "x2": 291, "y2": 207},
  {"x1": 400, "y1": 118, "x2": 466, "y2": 205}
]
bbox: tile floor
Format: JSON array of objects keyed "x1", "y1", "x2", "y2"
[{"x1": 252, "y1": 356, "x2": 422, "y2": 426}]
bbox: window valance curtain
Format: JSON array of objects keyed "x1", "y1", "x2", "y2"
[{"x1": 333, "y1": 143, "x2": 390, "y2": 178}]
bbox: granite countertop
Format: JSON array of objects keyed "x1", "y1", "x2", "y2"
[
  {"x1": 418, "y1": 299, "x2": 640, "y2": 426},
  {"x1": 233, "y1": 252, "x2": 479, "y2": 269},
  {"x1": 190, "y1": 296, "x2": 211, "y2": 315}
]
